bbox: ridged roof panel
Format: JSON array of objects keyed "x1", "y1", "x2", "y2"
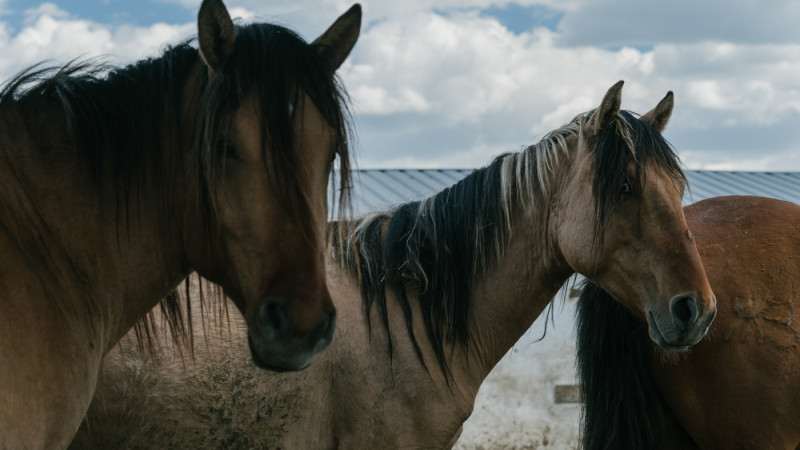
[{"x1": 337, "y1": 169, "x2": 800, "y2": 216}]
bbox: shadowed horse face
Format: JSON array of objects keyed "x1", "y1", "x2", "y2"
[
  {"x1": 184, "y1": 0, "x2": 360, "y2": 371},
  {"x1": 553, "y1": 81, "x2": 715, "y2": 350}
]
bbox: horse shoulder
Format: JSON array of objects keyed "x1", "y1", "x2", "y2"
[{"x1": 0, "y1": 272, "x2": 99, "y2": 448}]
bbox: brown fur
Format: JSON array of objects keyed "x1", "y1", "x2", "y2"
[
  {"x1": 649, "y1": 196, "x2": 800, "y2": 449},
  {"x1": 73, "y1": 84, "x2": 714, "y2": 449}
]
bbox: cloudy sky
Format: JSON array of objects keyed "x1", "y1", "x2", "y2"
[{"x1": 2, "y1": 0, "x2": 800, "y2": 171}]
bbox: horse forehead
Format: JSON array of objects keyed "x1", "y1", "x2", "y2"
[
  {"x1": 292, "y1": 94, "x2": 336, "y2": 153},
  {"x1": 231, "y1": 90, "x2": 332, "y2": 148},
  {"x1": 644, "y1": 164, "x2": 684, "y2": 192}
]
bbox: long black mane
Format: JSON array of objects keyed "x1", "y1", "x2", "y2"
[
  {"x1": 0, "y1": 21, "x2": 353, "y2": 352},
  {"x1": 576, "y1": 281, "x2": 668, "y2": 449},
  {"x1": 332, "y1": 110, "x2": 685, "y2": 377}
]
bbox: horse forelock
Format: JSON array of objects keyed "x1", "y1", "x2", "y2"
[
  {"x1": 198, "y1": 23, "x2": 353, "y2": 239},
  {"x1": 589, "y1": 109, "x2": 686, "y2": 245}
]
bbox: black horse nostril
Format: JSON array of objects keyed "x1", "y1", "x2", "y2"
[
  {"x1": 671, "y1": 296, "x2": 699, "y2": 329},
  {"x1": 258, "y1": 303, "x2": 291, "y2": 341}
]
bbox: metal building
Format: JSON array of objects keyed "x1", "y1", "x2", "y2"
[{"x1": 344, "y1": 169, "x2": 800, "y2": 216}]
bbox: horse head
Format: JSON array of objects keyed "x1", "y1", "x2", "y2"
[
  {"x1": 553, "y1": 81, "x2": 716, "y2": 351},
  {"x1": 184, "y1": 0, "x2": 360, "y2": 371}
]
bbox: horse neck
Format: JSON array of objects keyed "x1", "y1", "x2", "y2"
[
  {"x1": 0, "y1": 92, "x2": 193, "y2": 353},
  {"x1": 451, "y1": 183, "x2": 574, "y2": 398}
]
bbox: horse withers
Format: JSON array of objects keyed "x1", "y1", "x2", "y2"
[
  {"x1": 577, "y1": 195, "x2": 800, "y2": 450},
  {"x1": 74, "y1": 82, "x2": 715, "y2": 448},
  {"x1": 0, "y1": 0, "x2": 359, "y2": 447}
]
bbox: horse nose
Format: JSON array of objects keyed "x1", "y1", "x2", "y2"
[
  {"x1": 258, "y1": 302, "x2": 291, "y2": 341},
  {"x1": 250, "y1": 299, "x2": 335, "y2": 371},
  {"x1": 670, "y1": 295, "x2": 699, "y2": 331},
  {"x1": 257, "y1": 301, "x2": 336, "y2": 350}
]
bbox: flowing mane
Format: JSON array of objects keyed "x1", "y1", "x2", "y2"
[{"x1": 332, "y1": 109, "x2": 685, "y2": 377}]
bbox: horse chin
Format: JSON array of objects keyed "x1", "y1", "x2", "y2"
[{"x1": 247, "y1": 335, "x2": 313, "y2": 372}]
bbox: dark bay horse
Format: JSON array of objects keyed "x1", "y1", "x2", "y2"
[
  {"x1": 577, "y1": 195, "x2": 800, "y2": 450},
  {"x1": 0, "y1": 0, "x2": 360, "y2": 447},
  {"x1": 72, "y1": 82, "x2": 716, "y2": 448}
]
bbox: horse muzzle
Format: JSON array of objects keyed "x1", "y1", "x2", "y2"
[
  {"x1": 247, "y1": 300, "x2": 336, "y2": 371},
  {"x1": 646, "y1": 293, "x2": 716, "y2": 351}
]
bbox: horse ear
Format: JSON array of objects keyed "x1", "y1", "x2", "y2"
[
  {"x1": 588, "y1": 80, "x2": 624, "y2": 133},
  {"x1": 640, "y1": 91, "x2": 674, "y2": 133},
  {"x1": 198, "y1": 0, "x2": 236, "y2": 71},
  {"x1": 313, "y1": 4, "x2": 362, "y2": 71}
]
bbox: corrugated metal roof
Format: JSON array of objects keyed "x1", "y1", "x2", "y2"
[{"x1": 338, "y1": 169, "x2": 800, "y2": 216}]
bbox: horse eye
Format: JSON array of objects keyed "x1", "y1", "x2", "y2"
[{"x1": 621, "y1": 181, "x2": 632, "y2": 195}]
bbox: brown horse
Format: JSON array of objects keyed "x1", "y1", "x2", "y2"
[
  {"x1": 0, "y1": 0, "x2": 360, "y2": 447},
  {"x1": 577, "y1": 195, "x2": 800, "y2": 450},
  {"x1": 72, "y1": 82, "x2": 715, "y2": 448}
]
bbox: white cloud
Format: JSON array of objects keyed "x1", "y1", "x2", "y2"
[
  {"x1": 337, "y1": 5, "x2": 800, "y2": 170},
  {"x1": 23, "y1": 2, "x2": 68, "y2": 24},
  {"x1": 0, "y1": 6, "x2": 196, "y2": 81},
  {"x1": 1, "y1": 0, "x2": 799, "y2": 171},
  {"x1": 0, "y1": 12, "x2": 114, "y2": 76},
  {"x1": 340, "y1": 10, "x2": 677, "y2": 168}
]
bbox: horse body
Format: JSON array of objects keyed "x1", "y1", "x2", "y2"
[
  {"x1": 577, "y1": 195, "x2": 800, "y2": 450},
  {"x1": 0, "y1": 0, "x2": 360, "y2": 447},
  {"x1": 74, "y1": 83, "x2": 716, "y2": 448}
]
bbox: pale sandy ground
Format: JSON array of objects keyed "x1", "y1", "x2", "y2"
[{"x1": 454, "y1": 290, "x2": 581, "y2": 450}]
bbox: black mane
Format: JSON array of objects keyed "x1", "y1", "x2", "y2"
[
  {"x1": 333, "y1": 156, "x2": 511, "y2": 377},
  {"x1": 575, "y1": 281, "x2": 667, "y2": 449}
]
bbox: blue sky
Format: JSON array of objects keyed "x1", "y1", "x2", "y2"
[
  {"x1": 3, "y1": 1, "x2": 192, "y2": 27},
  {"x1": 2, "y1": 0, "x2": 799, "y2": 171}
]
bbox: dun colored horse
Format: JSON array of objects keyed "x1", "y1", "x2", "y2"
[
  {"x1": 72, "y1": 82, "x2": 715, "y2": 448},
  {"x1": 577, "y1": 195, "x2": 800, "y2": 450},
  {"x1": 0, "y1": 0, "x2": 360, "y2": 447}
]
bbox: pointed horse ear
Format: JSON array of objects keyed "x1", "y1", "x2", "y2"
[
  {"x1": 313, "y1": 4, "x2": 362, "y2": 71},
  {"x1": 640, "y1": 91, "x2": 674, "y2": 133},
  {"x1": 198, "y1": 0, "x2": 236, "y2": 72},
  {"x1": 588, "y1": 80, "x2": 624, "y2": 134}
]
